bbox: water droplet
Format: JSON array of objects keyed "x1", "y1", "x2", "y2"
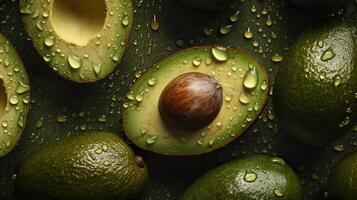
[
  {"x1": 333, "y1": 75, "x2": 341, "y2": 87},
  {"x1": 203, "y1": 27, "x2": 214, "y2": 36},
  {"x1": 151, "y1": 14, "x2": 160, "y2": 32},
  {"x1": 18, "y1": 116, "x2": 24, "y2": 128},
  {"x1": 93, "y1": 64, "x2": 101, "y2": 75},
  {"x1": 271, "y1": 157, "x2": 286, "y2": 166},
  {"x1": 44, "y1": 36, "x2": 55, "y2": 47},
  {"x1": 266, "y1": 16, "x2": 273, "y2": 26},
  {"x1": 260, "y1": 81, "x2": 267, "y2": 91},
  {"x1": 321, "y1": 48, "x2": 335, "y2": 61},
  {"x1": 68, "y1": 54, "x2": 82, "y2": 70},
  {"x1": 219, "y1": 24, "x2": 233, "y2": 35},
  {"x1": 229, "y1": 11, "x2": 239, "y2": 22},
  {"x1": 271, "y1": 54, "x2": 283, "y2": 62},
  {"x1": 243, "y1": 67, "x2": 258, "y2": 90},
  {"x1": 225, "y1": 96, "x2": 232, "y2": 102},
  {"x1": 57, "y1": 115, "x2": 67, "y2": 123},
  {"x1": 273, "y1": 189, "x2": 284, "y2": 197},
  {"x1": 239, "y1": 92, "x2": 251, "y2": 105},
  {"x1": 103, "y1": 160, "x2": 110, "y2": 166},
  {"x1": 112, "y1": 55, "x2": 119, "y2": 62},
  {"x1": 2, "y1": 121, "x2": 8, "y2": 128},
  {"x1": 9, "y1": 95, "x2": 19, "y2": 105},
  {"x1": 192, "y1": 57, "x2": 202, "y2": 67},
  {"x1": 208, "y1": 138, "x2": 215, "y2": 146},
  {"x1": 146, "y1": 136, "x2": 157, "y2": 145},
  {"x1": 244, "y1": 171, "x2": 257, "y2": 182},
  {"x1": 244, "y1": 27, "x2": 253, "y2": 39},
  {"x1": 211, "y1": 47, "x2": 228, "y2": 62},
  {"x1": 148, "y1": 78, "x2": 157, "y2": 86},
  {"x1": 334, "y1": 144, "x2": 345, "y2": 152},
  {"x1": 98, "y1": 115, "x2": 107, "y2": 123},
  {"x1": 20, "y1": 7, "x2": 33, "y2": 15},
  {"x1": 121, "y1": 16, "x2": 129, "y2": 26},
  {"x1": 339, "y1": 117, "x2": 350, "y2": 127},
  {"x1": 135, "y1": 92, "x2": 144, "y2": 102},
  {"x1": 16, "y1": 80, "x2": 30, "y2": 94}
]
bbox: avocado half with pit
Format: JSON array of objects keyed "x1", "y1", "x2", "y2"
[
  {"x1": 0, "y1": 34, "x2": 30, "y2": 157},
  {"x1": 122, "y1": 46, "x2": 269, "y2": 155},
  {"x1": 19, "y1": 0, "x2": 133, "y2": 83}
]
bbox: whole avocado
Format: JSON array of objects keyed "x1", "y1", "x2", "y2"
[
  {"x1": 290, "y1": 0, "x2": 346, "y2": 10},
  {"x1": 273, "y1": 17, "x2": 357, "y2": 146},
  {"x1": 14, "y1": 132, "x2": 148, "y2": 200},
  {"x1": 180, "y1": 155, "x2": 302, "y2": 200}
]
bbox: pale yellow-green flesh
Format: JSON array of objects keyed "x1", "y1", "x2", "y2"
[
  {"x1": 20, "y1": 0, "x2": 133, "y2": 82},
  {"x1": 51, "y1": 0, "x2": 106, "y2": 46},
  {"x1": 122, "y1": 47, "x2": 269, "y2": 155},
  {"x1": 0, "y1": 34, "x2": 31, "y2": 157}
]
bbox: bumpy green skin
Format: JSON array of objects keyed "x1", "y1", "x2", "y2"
[
  {"x1": 0, "y1": 34, "x2": 30, "y2": 157},
  {"x1": 273, "y1": 17, "x2": 357, "y2": 146},
  {"x1": 180, "y1": 155, "x2": 303, "y2": 200},
  {"x1": 179, "y1": 0, "x2": 234, "y2": 11},
  {"x1": 289, "y1": 0, "x2": 346, "y2": 10},
  {"x1": 14, "y1": 132, "x2": 148, "y2": 200},
  {"x1": 327, "y1": 151, "x2": 357, "y2": 200},
  {"x1": 19, "y1": 0, "x2": 133, "y2": 83}
]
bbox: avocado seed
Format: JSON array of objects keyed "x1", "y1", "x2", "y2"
[{"x1": 159, "y1": 72, "x2": 223, "y2": 131}]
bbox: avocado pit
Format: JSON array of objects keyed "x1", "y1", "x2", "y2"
[
  {"x1": 158, "y1": 72, "x2": 223, "y2": 131},
  {"x1": 51, "y1": 0, "x2": 107, "y2": 46}
]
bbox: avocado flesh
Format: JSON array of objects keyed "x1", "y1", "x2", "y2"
[
  {"x1": 180, "y1": 155, "x2": 303, "y2": 200},
  {"x1": 0, "y1": 34, "x2": 30, "y2": 157},
  {"x1": 273, "y1": 17, "x2": 357, "y2": 146},
  {"x1": 19, "y1": 0, "x2": 133, "y2": 83},
  {"x1": 289, "y1": 0, "x2": 346, "y2": 10},
  {"x1": 14, "y1": 131, "x2": 149, "y2": 200},
  {"x1": 327, "y1": 151, "x2": 357, "y2": 200},
  {"x1": 179, "y1": 0, "x2": 234, "y2": 11},
  {"x1": 122, "y1": 46, "x2": 269, "y2": 155}
]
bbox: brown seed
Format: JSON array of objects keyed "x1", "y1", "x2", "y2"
[{"x1": 159, "y1": 72, "x2": 223, "y2": 131}]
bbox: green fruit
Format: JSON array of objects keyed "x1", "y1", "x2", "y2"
[
  {"x1": 289, "y1": 0, "x2": 346, "y2": 10},
  {"x1": 0, "y1": 34, "x2": 30, "y2": 157},
  {"x1": 273, "y1": 17, "x2": 357, "y2": 146},
  {"x1": 180, "y1": 155, "x2": 303, "y2": 200},
  {"x1": 327, "y1": 151, "x2": 357, "y2": 200},
  {"x1": 14, "y1": 132, "x2": 148, "y2": 200},
  {"x1": 179, "y1": 0, "x2": 234, "y2": 11},
  {"x1": 19, "y1": 0, "x2": 133, "y2": 83},
  {"x1": 122, "y1": 46, "x2": 269, "y2": 155}
]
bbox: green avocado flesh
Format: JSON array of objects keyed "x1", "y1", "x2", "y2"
[
  {"x1": 180, "y1": 155, "x2": 303, "y2": 200},
  {"x1": 14, "y1": 131, "x2": 148, "y2": 200},
  {"x1": 273, "y1": 17, "x2": 357, "y2": 146},
  {"x1": 19, "y1": 0, "x2": 133, "y2": 83},
  {"x1": 327, "y1": 151, "x2": 357, "y2": 200},
  {"x1": 0, "y1": 34, "x2": 30, "y2": 157},
  {"x1": 179, "y1": 0, "x2": 234, "y2": 11},
  {"x1": 122, "y1": 46, "x2": 269, "y2": 155}
]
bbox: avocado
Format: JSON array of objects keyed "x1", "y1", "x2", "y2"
[
  {"x1": 14, "y1": 131, "x2": 148, "y2": 200},
  {"x1": 0, "y1": 34, "x2": 30, "y2": 157},
  {"x1": 327, "y1": 151, "x2": 357, "y2": 200},
  {"x1": 178, "y1": 0, "x2": 234, "y2": 11},
  {"x1": 180, "y1": 155, "x2": 303, "y2": 200},
  {"x1": 122, "y1": 46, "x2": 269, "y2": 155},
  {"x1": 289, "y1": 0, "x2": 346, "y2": 10},
  {"x1": 19, "y1": 0, "x2": 133, "y2": 83},
  {"x1": 273, "y1": 17, "x2": 357, "y2": 146}
]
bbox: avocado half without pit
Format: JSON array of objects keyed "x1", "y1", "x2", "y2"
[
  {"x1": 0, "y1": 34, "x2": 30, "y2": 157},
  {"x1": 122, "y1": 46, "x2": 269, "y2": 155},
  {"x1": 19, "y1": 0, "x2": 133, "y2": 83}
]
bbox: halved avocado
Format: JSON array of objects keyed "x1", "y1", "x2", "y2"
[
  {"x1": 0, "y1": 34, "x2": 30, "y2": 157},
  {"x1": 19, "y1": 0, "x2": 133, "y2": 83},
  {"x1": 122, "y1": 46, "x2": 269, "y2": 155}
]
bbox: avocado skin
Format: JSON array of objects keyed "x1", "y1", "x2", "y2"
[
  {"x1": 14, "y1": 132, "x2": 148, "y2": 200},
  {"x1": 180, "y1": 155, "x2": 302, "y2": 200},
  {"x1": 273, "y1": 17, "x2": 357, "y2": 146},
  {"x1": 289, "y1": 0, "x2": 346, "y2": 10},
  {"x1": 327, "y1": 151, "x2": 357, "y2": 200},
  {"x1": 179, "y1": 0, "x2": 233, "y2": 11}
]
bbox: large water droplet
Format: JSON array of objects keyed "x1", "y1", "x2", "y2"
[
  {"x1": 243, "y1": 67, "x2": 258, "y2": 90},
  {"x1": 244, "y1": 171, "x2": 257, "y2": 182},
  {"x1": 151, "y1": 14, "x2": 160, "y2": 32},
  {"x1": 16, "y1": 80, "x2": 30, "y2": 94},
  {"x1": 211, "y1": 47, "x2": 228, "y2": 62},
  {"x1": 239, "y1": 92, "x2": 251, "y2": 105},
  {"x1": 68, "y1": 54, "x2": 82, "y2": 70},
  {"x1": 44, "y1": 36, "x2": 55, "y2": 47},
  {"x1": 321, "y1": 48, "x2": 335, "y2": 61},
  {"x1": 333, "y1": 75, "x2": 341, "y2": 87}
]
